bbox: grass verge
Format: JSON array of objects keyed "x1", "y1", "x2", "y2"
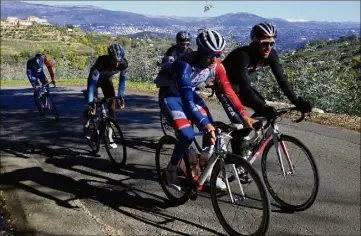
[{"x1": 1, "y1": 79, "x2": 360, "y2": 132}]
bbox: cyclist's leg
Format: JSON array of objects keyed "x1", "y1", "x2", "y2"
[
  {"x1": 39, "y1": 72, "x2": 49, "y2": 93},
  {"x1": 99, "y1": 76, "x2": 116, "y2": 119},
  {"x1": 31, "y1": 78, "x2": 41, "y2": 98},
  {"x1": 164, "y1": 96, "x2": 195, "y2": 189}
]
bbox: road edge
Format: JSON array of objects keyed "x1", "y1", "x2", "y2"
[{"x1": 0, "y1": 164, "x2": 36, "y2": 235}]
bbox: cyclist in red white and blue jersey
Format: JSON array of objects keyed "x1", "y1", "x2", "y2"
[
  {"x1": 26, "y1": 53, "x2": 56, "y2": 97},
  {"x1": 158, "y1": 29, "x2": 256, "y2": 191}
]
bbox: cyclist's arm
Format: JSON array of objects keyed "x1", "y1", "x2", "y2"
[
  {"x1": 232, "y1": 52, "x2": 267, "y2": 112},
  {"x1": 165, "y1": 46, "x2": 176, "y2": 56},
  {"x1": 87, "y1": 59, "x2": 102, "y2": 104},
  {"x1": 43, "y1": 56, "x2": 55, "y2": 82},
  {"x1": 215, "y1": 61, "x2": 247, "y2": 117},
  {"x1": 268, "y1": 50, "x2": 298, "y2": 104},
  {"x1": 118, "y1": 70, "x2": 126, "y2": 97},
  {"x1": 177, "y1": 61, "x2": 211, "y2": 128}
]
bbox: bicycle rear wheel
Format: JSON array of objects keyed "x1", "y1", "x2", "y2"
[
  {"x1": 83, "y1": 117, "x2": 100, "y2": 154},
  {"x1": 33, "y1": 93, "x2": 45, "y2": 116},
  {"x1": 103, "y1": 118, "x2": 127, "y2": 167},
  {"x1": 211, "y1": 154, "x2": 270, "y2": 236},
  {"x1": 261, "y1": 135, "x2": 319, "y2": 211},
  {"x1": 155, "y1": 135, "x2": 190, "y2": 206},
  {"x1": 46, "y1": 94, "x2": 59, "y2": 120}
]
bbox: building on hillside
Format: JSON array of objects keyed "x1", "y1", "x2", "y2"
[
  {"x1": 27, "y1": 16, "x2": 39, "y2": 21},
  {"x1": 6, "y1": 17, "x2": 19, "y2": 23},
  {"x1": 5, "y1": 16, "x2": 51, "y2": 26}
]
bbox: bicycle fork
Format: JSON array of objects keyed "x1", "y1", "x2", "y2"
[
  {"x1": 272, "y1": 125, "x2": 295, "y2": 176},
  {"x1": 222, "y1": 161, "x2": 246, "y2": 204}
]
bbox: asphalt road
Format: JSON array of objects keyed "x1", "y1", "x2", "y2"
[{"x1": 0, "y1": 86, "x2": 360, "y2": 236}]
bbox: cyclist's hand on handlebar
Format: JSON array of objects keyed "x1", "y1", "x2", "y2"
[
  {"x1": 295, "y1": 96, "x2": 312, "y2": 114},
  {"x1": 116, "y1": 97, "x2": 125, "y2": 109},
  {"x1": 242, "y1": 115, "x2": 257, "y2": 129},
  {"x1": 88, "y1": 102, "x2": 96, "y2": 116},
  {"x1": 262, "y1": 105, "x2": 277, "y2": 118},
  {"x1": 203, "y1": 123, "x2": 216, "y2": 145}
]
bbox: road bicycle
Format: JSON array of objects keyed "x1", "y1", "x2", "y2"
[
  {"x1": 33, "y1": 81, "x2": 59, "y2": 120},
  {"x1": 82, "y1": 90, "x2": 127, "y2": 167},
  {"x1": 202, "y1": 82, "x2": 320, "y2": 211},
  {"x1": 155, "y1": 124, "x2": 271, "y2": 236}
]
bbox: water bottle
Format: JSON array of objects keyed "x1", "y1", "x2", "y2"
[
  {"x1": 199, "y1": 145, "x2": 215, "y2": 167},
  {"x1": 241, "y1": 130, "x2": 261, "y2": 160},
  {"x1": 187, "y1": 146, "x2": 200, "y2": 178}
]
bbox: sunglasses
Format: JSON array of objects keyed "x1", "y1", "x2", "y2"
[
  {"x1": 260, "y1": 41, "x2": 275, "y2": 47},
  {"x1": 206, "y1": 53, "x2": 221, "y2": 59},
  {"x1": 180, "y1": 42, "x2": 190, "y2": 46}
]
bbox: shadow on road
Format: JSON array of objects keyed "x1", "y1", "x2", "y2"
[{"x1": 0, "y1": 87, "x2": 227, "y2": 235}]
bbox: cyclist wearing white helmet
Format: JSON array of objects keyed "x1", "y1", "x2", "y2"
[
  {"x1": 157, "y1": 29, "x2": 255, "y2": 191},
  {"x1": 222, "y1": 22, "x2": 312, "y2": 155},
  {"x1": 85, "y1": 43, "x2": 128, "y2": 119}
]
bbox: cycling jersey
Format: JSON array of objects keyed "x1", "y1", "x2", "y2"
[
  {"x1": 87, "y1": 55, "x2": 128, "y2": 104},
  {"x1": 222, "y1": 43, "x2": 298, "y2": 113},
  {"x1": 26, "y1": 55, "x2": 54, "y2": 87}
]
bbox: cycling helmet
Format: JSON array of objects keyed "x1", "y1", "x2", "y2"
[
  {"x1": 108, "y1": 43, "x2": 125, "y2": 62},
  {"x1": 196, "y1": 29, "x2": 225, "y2": 53},
  {"x1": 176, "y1": 31, "x2": 191, "y2": 44},
  {"x1": 250, "y1": 22, "x2": 278, "y2": 41}
]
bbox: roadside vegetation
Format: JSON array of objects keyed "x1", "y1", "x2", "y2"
[{"x1": 1, "y1": 23, "x2": 360, "y2": 131}]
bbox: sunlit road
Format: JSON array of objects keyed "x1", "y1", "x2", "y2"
[{"x1": 0, "y1": 86, "x2": 359, "y2": 235}]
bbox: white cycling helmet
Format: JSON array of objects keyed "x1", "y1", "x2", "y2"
[
  {"x1": 250, "y1": 22, "x2": 278, "y2": 41},
  {"x1": 196, "y1": 29, "x2": 226, "y2": 53}
]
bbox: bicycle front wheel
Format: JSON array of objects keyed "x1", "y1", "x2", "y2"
[
  {"x1": 211, "y1": 154, "x2": 271, "y2": 236},
  {"x1": 83, "y1": 118, "x2": 100, "y2": 154},
  {"x1": 103, "y1": 118, "x2": 127, "y2": 167},
  {"x1": 46, "y1": 94, "x2": 59, "y2": 120},
  {"x1": 33, "y1": 93, "x2": 45, "y2": 116},
  {"x1": 261, "y1": 135, "x2": 319, "y2": 211}
]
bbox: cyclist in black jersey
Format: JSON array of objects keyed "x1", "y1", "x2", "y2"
[
  {"x1": 222, "y1": 22, "x2": 312, "y2": 118},
  {"x1": 165, "y1": 31, "x2": 193, "y2": 59}
]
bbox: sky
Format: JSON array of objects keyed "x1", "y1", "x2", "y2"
[{"x1": 22, "y1": 1, "x2": 361, "y2": 22}]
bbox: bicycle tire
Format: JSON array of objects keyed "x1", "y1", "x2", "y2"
[
  {"x1": 83, "y1": 117, "x2": 100, "y2": 154},
  {"x1": 211, "y1": 154, "x2": 271, "y2": 236},
  {"x1": 33, "y1": 93, "x2": 45, "y2": 115},
  {"x1": 46, "y1": 94, "x2": 59, "y2": 120},
  {"x1": 261, "y1": 135, "x2": 319, "y2": 211},
  {"x1": 155, "y1": 135, "x2": 190, "y2": 206},
  {"x1": 103, "y1": 117, "x2": 127, "y2": 167},
  {"x1": 160, "y1": 110, "x2": 175, "y2": 136}
]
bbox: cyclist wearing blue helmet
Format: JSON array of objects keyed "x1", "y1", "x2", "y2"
[
  {"x1": 165, "y1": 30, "x2": 193, "y2": 59},
  {"x1": 86, "y1": 43, "x2": 128, "y2": 118}
]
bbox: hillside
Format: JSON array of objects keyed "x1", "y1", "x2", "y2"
[
  {"x1": 1, "y1": 1, "x2": 360, "y2": 52},
  {"x1": 0, "y1": 23, "x2": 360, "y2": 119}
]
